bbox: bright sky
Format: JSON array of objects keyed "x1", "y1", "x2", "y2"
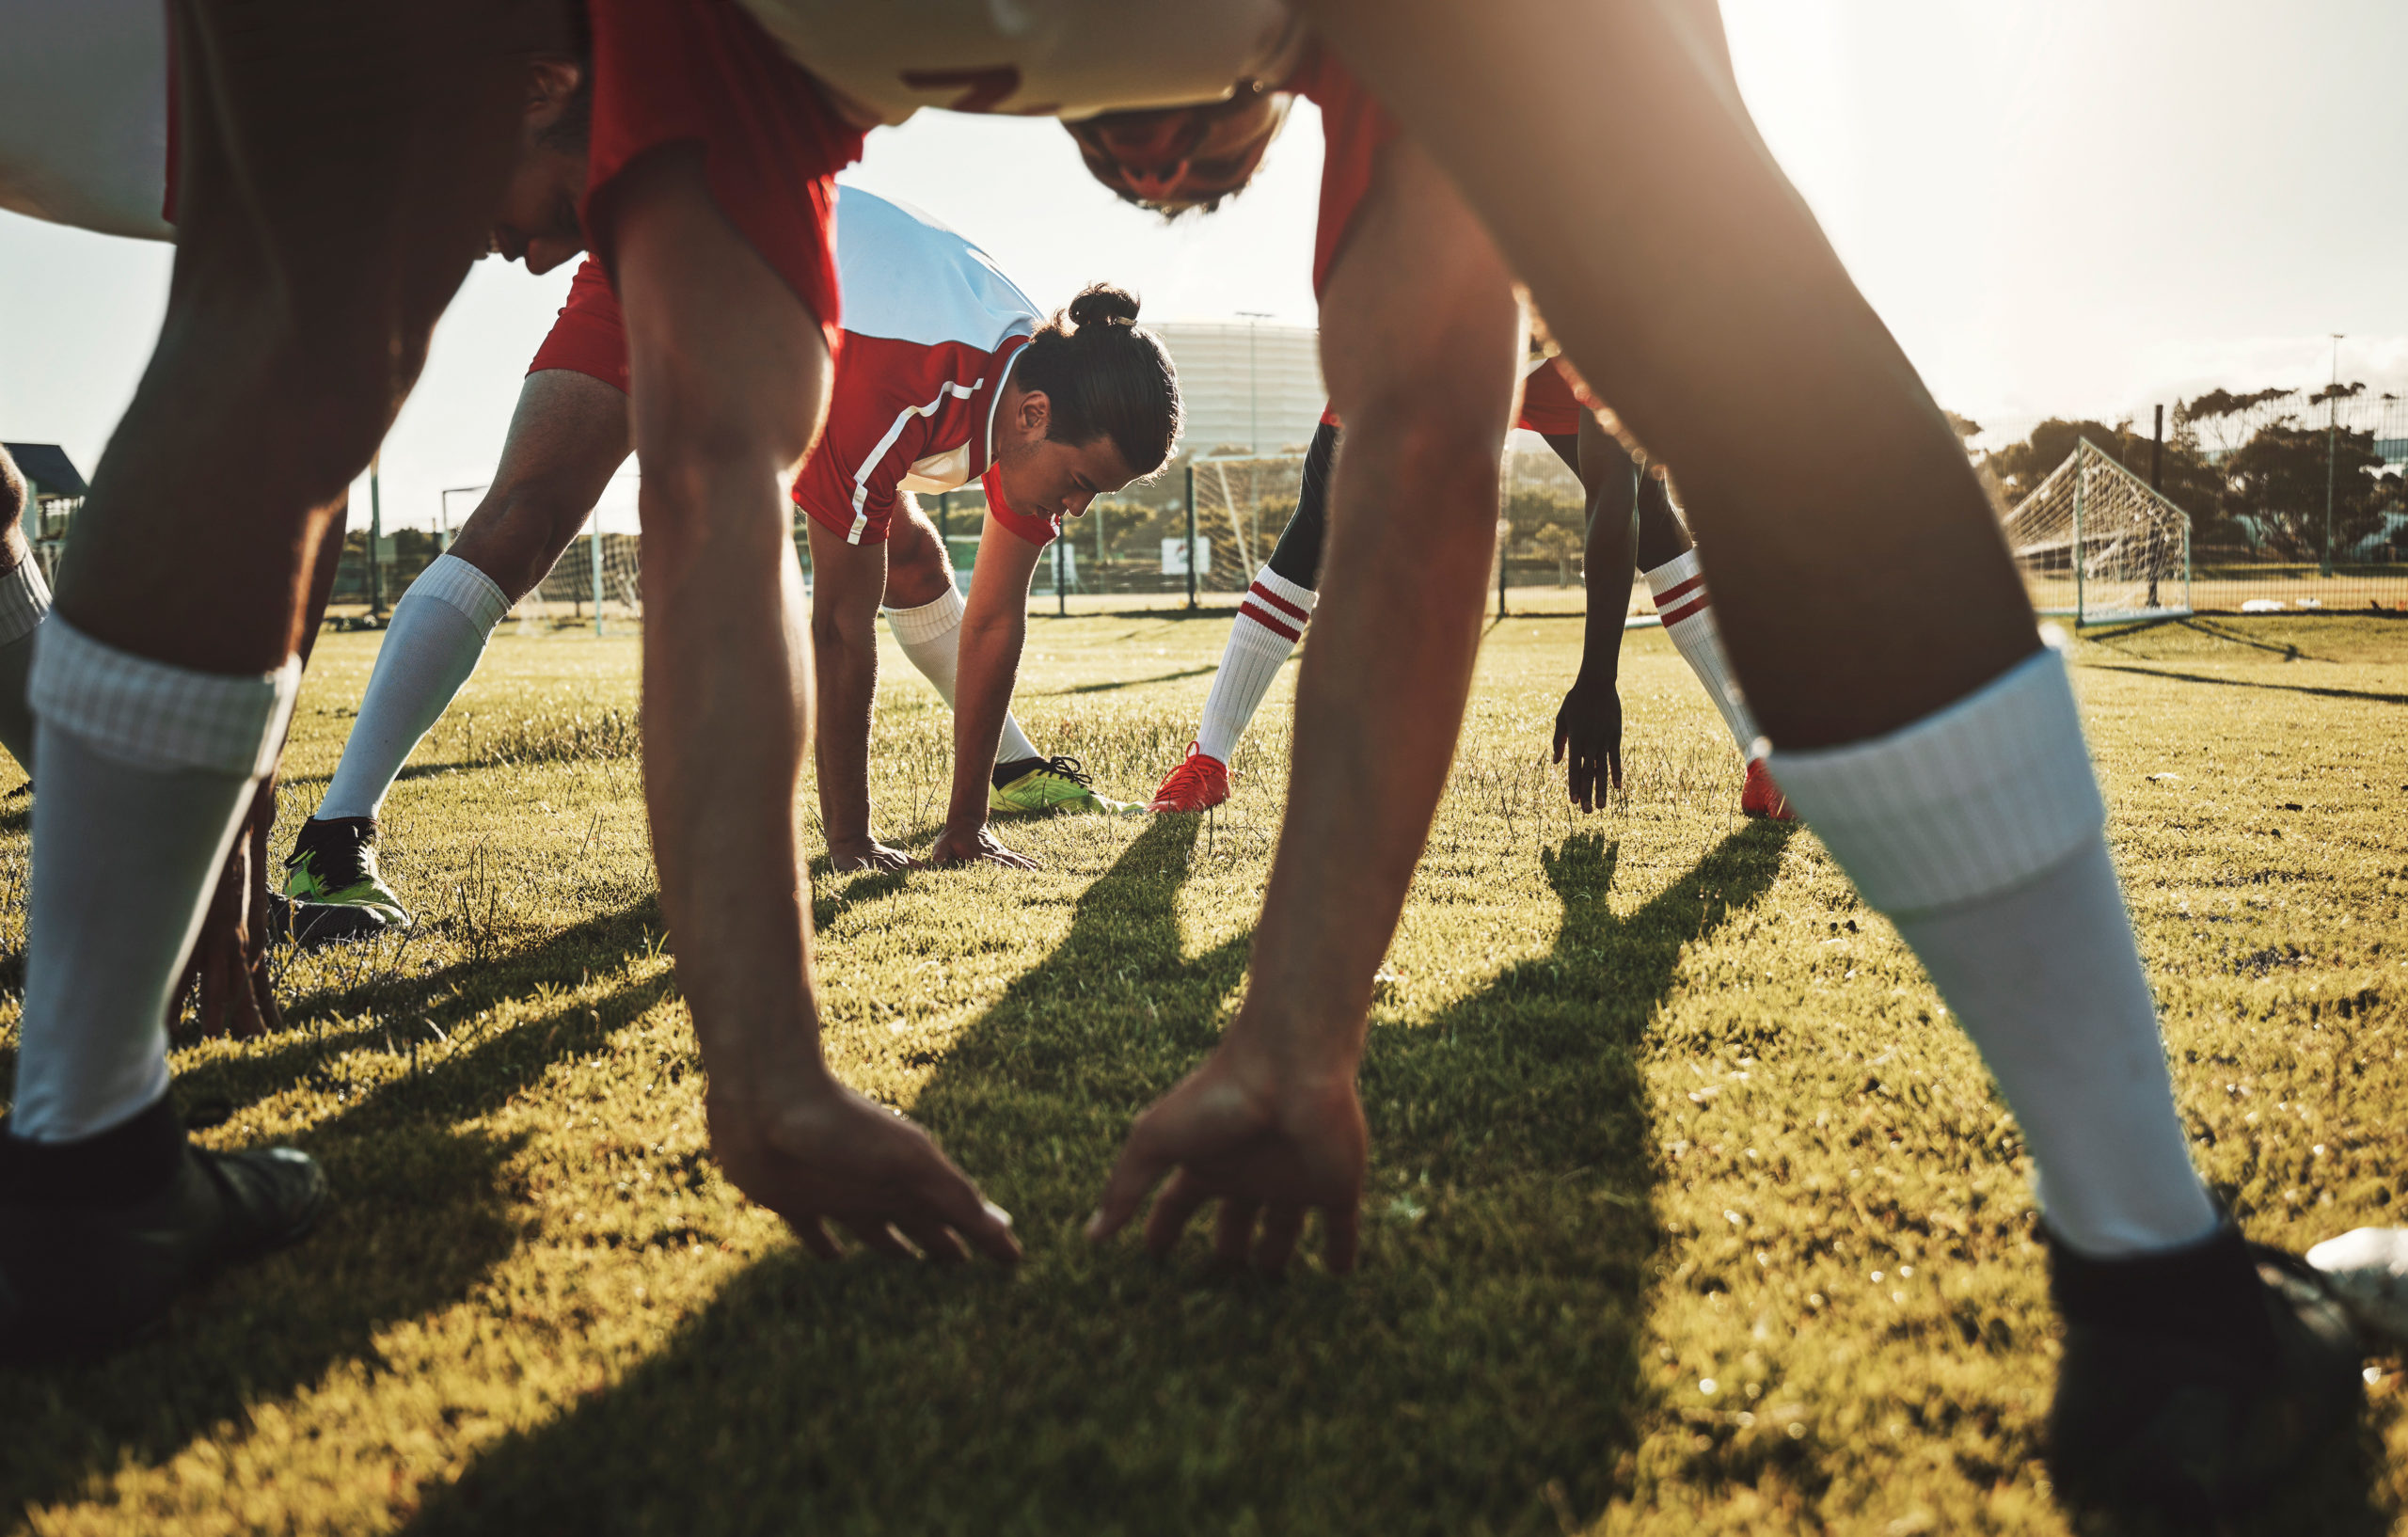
[{"x1": 4, "y1": 0, "x2": 2404, "y2": 531}]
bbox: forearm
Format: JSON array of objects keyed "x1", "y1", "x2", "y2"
[
  {"x1": 809, "y1": 616, "x2": 879, "y2": 848},
  {"x1": 1576, "y1": 494, "x2": 1636, "y2": 684},
  {"x1": 641, "y1": 456, "x2": 826, "y2": 1098},
  {"x1": 944, "y1": 608, "x2": 1023, "y2": 829},
  {"x1": 1230, "y1": 415, "x2": 1500, "y2": 1077}
]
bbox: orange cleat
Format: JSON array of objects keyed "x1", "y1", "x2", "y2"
[
  {"x1": 1741, "y1": 757, "x2": 1795, "y2": 821},
  {"x1": 1149, "y1": 742, "x2": 1230, "y2": 813}
]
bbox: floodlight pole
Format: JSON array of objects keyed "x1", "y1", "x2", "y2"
[
  {"x1": 1184, "y1": 465, "x2": 1197, "y2": 610},
  {"x1": 1239, "y1": 310, "x2": 1272, "y2": 454},
  {"x1": 1055, "y1": 536, "x2": 1067, "y2": 617},
  {"x1": 368, "y1": 450, "x2": 386, "y2": 619},
  {"x1": 2072, "y1": 444, "x2": 2087, "y2": 626},
  {"x1": 2323, "y1": 334, "x2": 2342, "y2": 579}
]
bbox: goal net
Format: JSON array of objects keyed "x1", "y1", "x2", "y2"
[
  {"x1": 513, "y1": 523, "x2": 642, "y2": 630},
  {"x1": 1187, "y1": 452, "x2": 1308, "y2": 590},
  {"x1": 2000, "y1": 437, "x2": 2192, "y2": 624}
]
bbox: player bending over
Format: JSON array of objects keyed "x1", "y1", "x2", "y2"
[
  {"x1": 2, "y1": 4, "x2": 2381, "y2": 1520},
  {"x1": 282, "y1": 188, "x2": 1161, "y2": 927},
  {"x1": 1147, "y1": 357, "x2": 1789, "y2": 820}
]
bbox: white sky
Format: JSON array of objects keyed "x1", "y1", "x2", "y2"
[{"x1": 3, "y1": 0, "x2": 2404, "y2": 531}]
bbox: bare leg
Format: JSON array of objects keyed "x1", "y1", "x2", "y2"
[{"x1": 802, "y1": 519, "x2": 901, "y2": 870}]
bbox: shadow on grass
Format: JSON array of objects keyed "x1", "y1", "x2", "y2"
[
  {"x1": 0, "y1": 901, "x2": 679, "y2": 1517},
  {"x1": 1035, "y1": 663, "x2": 1223, "y2": 696},
  {"x1": 2077, "y1": 661, "x2": 2408, "y2": 707},
  {"x1": 397, "y1": 818, "x2": 1793, "y2": 1535}
]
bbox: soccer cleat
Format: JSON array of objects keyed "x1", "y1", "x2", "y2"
[
  {"x1": 2046, "y1": 1223, "x2": 2364, "y2": 1521},
  {"x1": 0, "y1": 1100, "x2": 328, "y2": 1362},
  {"x1": 990, "y1": 756, "x2": 1138, "y2": 816},
  {"x1": 2305, "y1": 1227, "x2": 2408, "y2": 1352},
  {"x1": 282, "y1": 815, "x2": 410, "y2": 927},
  {"x1": 1149, "y1": 742, "x2": 1230, "y2": 813},
  {"x1": 1740, "y1": 757, "x2": 1795, "y2": 821},
  {"x1": 262, "y1": 890, "x2": 392, "y2": 949}
]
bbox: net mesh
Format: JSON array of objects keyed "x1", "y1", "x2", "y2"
[
  {"x1": 1187, "y1": 453, "x2": 1307, "y2": 584},
  {"x1": 2001, "y1": 439, "x2": 2192, "y2": 623},
  {"x1": 512, "y1": 528, "x2": 642, "y2": 627}
]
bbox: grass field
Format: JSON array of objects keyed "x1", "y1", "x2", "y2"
[{"x1": 2, "y1": 610, "x2": 2404, "y2": 1534}]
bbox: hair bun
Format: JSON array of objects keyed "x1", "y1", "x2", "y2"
[{"x1": 1066, "y1": 282, "x2": 1141, "y2": 329}]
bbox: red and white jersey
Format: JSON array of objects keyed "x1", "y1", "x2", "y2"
[
  {"x1": 791, "y1": 188, "x2": 1053, "y2": 546},
  {"x1": 0, "y1": 0, "x2": 172, "y2": 240},
  {"x1": 732, "y1": 0, "x2": 1307, "y2": 126}
]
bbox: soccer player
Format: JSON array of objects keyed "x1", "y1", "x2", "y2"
[
  {"x1": 1147, "y1": 358, "x2": 1790, "y2": 820},
  {"x1": 282, "y1": 189, "x2": 1162, "y2": 927}
]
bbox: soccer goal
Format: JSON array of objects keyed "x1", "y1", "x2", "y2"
[
  {"x1": 515, "y1": 520, "x2": 642, "y2": 632},
  {"x1": 1187, "y1": 452, "x2": 1307, "y2": 589},
  {"x1": 2000, "y1": 437, "x2": 2192, "y2": 624}
]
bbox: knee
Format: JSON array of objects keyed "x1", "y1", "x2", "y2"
[
  {"x1": 884, "y1": 532, "x2": 954, "y2": 610},
  {"x1": 0, "y1": 450, "x2": 24, "y2": 538}
]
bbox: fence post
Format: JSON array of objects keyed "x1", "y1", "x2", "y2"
[
  {"x1": 2151, "y1": 404, "x2": 2163, "y2": 491},
  {"x1": 2072, "y1": 443, "x2": 2087, "y2": 626},
  {"x1": 591, "y1": 518, "x2": 605, "y2": 637},
  {"x1": 1055, "y1": 537, "x2": 1067, "y2": 617},
  {"x1": 1184, "y1": 466, "x2": 1197, "y2": 610},
  {"x1": 368, "y1": 451, "x2": 386, "y2": 619}
]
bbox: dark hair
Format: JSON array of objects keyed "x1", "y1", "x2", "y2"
[{"x1": 1014, "y1": 284, "x2": 1183, "y2": 477}]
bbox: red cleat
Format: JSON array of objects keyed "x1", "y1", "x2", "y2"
[
  {"x1": 1149, "y1": 743, "x2": 1230, "y2": 813},
  {"x1": 1741, "y1": 757, "x2": 1795, "y2": 821}
]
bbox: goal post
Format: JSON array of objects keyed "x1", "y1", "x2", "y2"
[
  {"x1": 2000, "y1": 437, "x2": 2192, "y2": 625},
  {"x1": 1186, "y1": 451, "x2": 1308, "y2": 591}
]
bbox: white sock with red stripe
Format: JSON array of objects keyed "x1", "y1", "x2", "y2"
[
  {"x1": 1196, "y1": 568, "x2": 1315, "y2": 765},
  {"x1": 885, "y1": 586, "x2": 1039, "y2": 765},
  {"x1": 1646, "y1": 550, "x2": 1762, "y2": 759}
]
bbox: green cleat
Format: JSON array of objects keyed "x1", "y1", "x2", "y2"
[
  {"x1": 282, "y1": 816, "x2": 412, "y2": 927},
  {"x1": 989, "y1": 755, "x2": 1141, "y2": 817}
]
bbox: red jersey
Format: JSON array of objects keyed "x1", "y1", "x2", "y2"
[{"x1": 530, "y1": 187, "x2": 1062, "y2": 549}]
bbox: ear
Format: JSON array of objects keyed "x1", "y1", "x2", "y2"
[
  {"x1": 1015, "y1": 388, "x2": 1053, "y2": 440},
  {"x1": 527, "y1": 57, "x2": 582, "y2": 115}
]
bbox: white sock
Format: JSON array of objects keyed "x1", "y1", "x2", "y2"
[
  {"x1": 1768, "y1": 646, "x2": 2219, "y2": 1258},
  {"x1": 0, "y1": 555, "x2": 51, "y2": 772},
  {"x1": 885, "y1": 586, "x2": 1038, "y2": 765},
  {"x1": 318, "y1": 554, "x2": 510, "y2": 821},
  {"x1": 1196, "y1": 567, "x2": 1315, "y2": 765},
  {"x1": 12, "y1": 618, "x2": 299, "y2": 1141},
  {"x1": 1645, "y1": 550, "x2": 1761, "y2": 758}
]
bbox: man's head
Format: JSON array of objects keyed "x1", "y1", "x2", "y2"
[
  {"x1": 489, "y1": 56, "x2": 592, "y2": 275},
  {"x1": 1063, "y1": 88, "x2": 1293, "y2": 214},
  {"x1": 990, "y1": 285, "x2": 1183, "y2": 522}
]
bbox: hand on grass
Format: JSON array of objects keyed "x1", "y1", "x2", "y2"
[
  {"x1": 930, "y1": 823, "x2": 1039, "y2": 870},
  {"x1": 1552, "y1": 671, "x2": 1624, "y2": 812},
  {"x1": 1086, "y1": 1049, "x2": 1367, "y2": 1275},
  {"x1": 708, "y1": 1078, "x2": 1022, "y2": 1264},
  {"x1": 828, "y1": 839, "x2": 919, "y2": 874}
]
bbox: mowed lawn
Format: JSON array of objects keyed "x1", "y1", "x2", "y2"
[{"x1": 1, "y1": 609, "x2": 2404, "y2": 1535}]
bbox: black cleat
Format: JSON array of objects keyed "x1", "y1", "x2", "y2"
[
  {"x1": 0, "y1": 1098, "x2": 328, "y2": 1363},
  {"x1": 262, "y1": 890, "x2": 391, "y2": 949},
  {"x1": 281, "y1": 815, "x2": 411, "y2": 927},
  {"x1": 2047, "y1": 1221, "x2": 2364, "y2": 1522}
]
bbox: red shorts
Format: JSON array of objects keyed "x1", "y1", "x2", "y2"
[
  {"x1": 1287, "y1": 44, "x2": 1401, "y2": 300},
  {"x1": 1516, "y1": 358, "x2": 1586, "y2": 437},
  {"x1": 529, "y1": 257, "x2": 631, "y2": 390},
  {"x1": 582, "y1": 0, "x2": 863, "y2": 353}
]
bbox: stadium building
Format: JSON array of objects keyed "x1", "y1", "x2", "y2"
[{"x1": 1149, "y1": 321, "x2": 1325, "y2": 458}]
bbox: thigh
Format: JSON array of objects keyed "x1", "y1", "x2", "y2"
[
  {"x1": 882, "y1": 499, "x2": 956, "y2": 610},
  {"x1": 804, "y1": 517, "x2": 888, "y2": 639}
]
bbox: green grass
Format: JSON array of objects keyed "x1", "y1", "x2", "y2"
[{"x1": 2, "y1": 610, "x2": 2404, "y2": 1534}]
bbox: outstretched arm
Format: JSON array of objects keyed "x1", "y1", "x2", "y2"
[
  {"x1": 1555, "y1": 412, "x2": 1638, "y2": 810},
  {"x1": 1089, "y1": 135, "x2": 1523, "y2": 1273},
  {"x1": 930, "y1": 514, "x2": 1045, "y2": 868}
]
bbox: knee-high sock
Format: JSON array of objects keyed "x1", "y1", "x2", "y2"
[
  {"x1": 11, "y1": 618, "x2": 298, "y2": 1141},
  {"x1": 1768, "y1": 647, "x2": 2219, "y2": 1258},
  {"x1": 1645, "y1": 550, "x2": 1762, "y2": 759},
  {"x1": 884, "y1": 585, "x2": 1038, "y2": 765},
  {"x1": 0, "y1": 556, "x2": 52, "y2": 772},
  {"x1": 1196, "y1": 567, "x2": 1316, "y2": 765},
  {"x1": 317, "y1": 554, "x2": 511, "y2": 821}
]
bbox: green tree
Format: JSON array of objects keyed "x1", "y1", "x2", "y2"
[{"x1": 2223, "y1": 421, "x2": 2385, "y2": 561}]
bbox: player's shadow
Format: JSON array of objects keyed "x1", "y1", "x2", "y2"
[
  {"x1": 2078, "y1": 660, "x2": 2408, "y2": 707},
  {"x1": 394, "y1": 818, "x2": 1794, "y2": 1535},
  {"x1": 0, "y1": 899, "x2": 680, "y2": 1518}
]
